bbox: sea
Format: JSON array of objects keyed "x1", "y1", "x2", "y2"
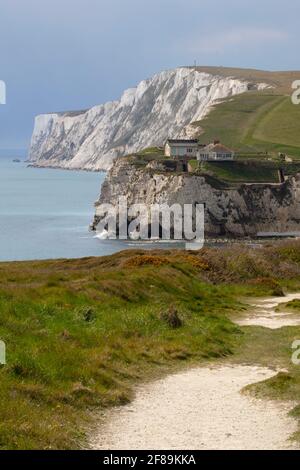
[
  {"x1": 0, "y1": 156, "x2": 135, "y2": 261},
  {"x1": 0, "y1": 156, "x2": 265, "y2": 262}
]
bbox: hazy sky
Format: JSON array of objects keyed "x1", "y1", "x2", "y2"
[{"x1": 0, "y1": 0, "x2": 299, "y2": 150}]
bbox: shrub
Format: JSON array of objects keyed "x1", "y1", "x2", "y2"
[
  {"x1": 124, "y1": 255, "x2": 170, "y2": 268},
  {"x1": 249, "y1": 277, "x2": 284, "y2": 296},
  {"x1": 182, "y1": 254, "x2": 209, "y2": 270},
  {"x1": 160, "y1": 306, "x2": 183, "y2": 328},
  {"x1": 75, "y1": 306, "x2": 96, "y2": 322}
]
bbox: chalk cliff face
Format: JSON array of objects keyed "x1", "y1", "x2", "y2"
[
  {"x1": 92, "y1": 158, "x2": 300, "y2": 238},
  {"x1": 29, "y1": 68, "x2": 267, "y2": 171}
]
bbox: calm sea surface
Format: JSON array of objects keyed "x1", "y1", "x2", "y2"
[
  {"x1": 0, "y1": 157, "x2": 133, "y2": 261},
  {"x1": 0, "y1": 157, "x2": 232, "y2": 262}
]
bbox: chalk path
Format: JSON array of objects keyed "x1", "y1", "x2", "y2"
[
  {"x1": 236, "y1": 293, "x2": 300, "y2": 329},
  {"x1": 90, "y1": 294, "x2": 300, "y2": 450}
]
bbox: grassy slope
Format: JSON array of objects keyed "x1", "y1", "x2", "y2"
[
  {"x1": 1, "y1": 243, "x2": 300, "y2": 449},
  {"x1": 0, "y1": 251, "x2": 241, "y2": 450},
  {"x1": 128, "y1": 68, "x2": 300, "y2": 183},
  {"x1": 201, "y1": 160, "x2": 300, "y2": 183},
  {"x1": 186, "y1": 67, "x2": 300, "y2": 164},
  {"x1": 193, "y1": 92, "x2": 300, "y2": 158},
  {"x1": 253, "y1": 97, "x2": 300, "y2": 148}
]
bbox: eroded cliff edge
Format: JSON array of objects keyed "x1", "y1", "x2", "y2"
[
  {"x1": 28, "y1": 67, "x2": 267, "y2": 171},
  {"x1": 91, "y1": 157, "x2": 300, "y2": 238}
]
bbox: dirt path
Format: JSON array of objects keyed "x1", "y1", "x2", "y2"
[
  {"x1": 90, "y1": 293, "x2": 300, "y2": 450},
  {"x1": 90, "y1": 365, "x2": 297, "y2": 450},
  {"x1": 236, "y1": 293, "x2": 300, "y2": 329}
]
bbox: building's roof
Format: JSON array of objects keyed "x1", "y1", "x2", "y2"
[
  {"x1": 201, "y1": 142, "x2": 234, "y2": 153},
  {"x1": 166, "y1": 139, "x2": 198, "y2": 145}
]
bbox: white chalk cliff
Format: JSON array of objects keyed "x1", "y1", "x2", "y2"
[{"x1": 29, "y1": 67, "x2": 267, "y2": 171}]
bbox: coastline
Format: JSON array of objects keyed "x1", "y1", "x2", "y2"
[{"x1": 27, "y1": 162, "x2": 104, "y2": 173}]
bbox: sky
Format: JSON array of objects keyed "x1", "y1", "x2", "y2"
[{"x1": 0, "y1": 0, "x2": 299, "y2": 151}]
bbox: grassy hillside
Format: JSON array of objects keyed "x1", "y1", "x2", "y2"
[
  {"x1": 253, "y1": 97, "x2": 300, "y2": 148},
  {"x1": 1, "y1": 243, "x2": 300, "y2": 449},
  {"x1": 192, "y1": 91, "x2": 300, "y2": 159},
  {"x1": 185, "y1": 67, "x2": 300, "y2": 160}
]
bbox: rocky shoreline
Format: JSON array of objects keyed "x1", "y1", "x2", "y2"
[{"x1": 92, "y1": 156, "x2": 300, "y2": 239}]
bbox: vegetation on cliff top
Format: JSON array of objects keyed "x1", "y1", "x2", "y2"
[
  {"x1": 190, "y1": 66, "x2": 300, "y2": 94},
  {"x1": 193, "y1": 91, "x2": 300, "y2": 159},
  {"x1": 0, "y1": 242, "x2": 300, "y2": 449},
  {"x1": 200, "y1": 160, "x2": 300, "y2": 183}
]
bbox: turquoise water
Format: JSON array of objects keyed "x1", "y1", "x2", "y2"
[{"x1": 0, "y1": 157, "x2": 129, "y2": 261}]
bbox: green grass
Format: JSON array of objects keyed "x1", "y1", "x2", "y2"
[
  {"x1": 233, "y1": 324, "x2": 300, "y2": 442},
  {"x1": 200, "y1": 160, "x2": 300, "y2": 183},
  {"x1": 127, "y1": 147, "x2": 165, "y2": 168},
  {"x1": 188, "y1": 159, "x2": 199, "y2": 171},
  {"x1": 136, "y1": 147, "x2": 164, "y2": 156},
  {"x1": 193, "y1": 91, "x2": 300, "y2": 159},
  {"x1": 253, "y1": 97, "x2": 300, "y2": 148},
  {"x1": 0, "y1": 251, "x2": 241, "y2": 449},
  {"x1": 190, "y1": 89, "x2": 300, "y2": 182},
  {"x1": 276, "y1": 299, "x2": 300, "y2": 313},
  {"x1": 202, "y1": 161, "x2": 278, "y2": 183},
  {"x1": 129, "y1": 69, "x2": 300, "y2": 183},
  {"x1": 1, "y1": 243, "x2": 300, "y2": 449}
]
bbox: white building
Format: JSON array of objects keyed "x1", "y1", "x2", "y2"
[
  {"x1": 164, "y1": 139, "x2": 199, "y2": 158},
  {"x1": 197, "y1": 141, "x2": 234, "y2": 161}
]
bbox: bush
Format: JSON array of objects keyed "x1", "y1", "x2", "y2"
[
  {"x1": 249, "y1": 277, "x2": 284, "y2": 296},
  {"x1": 75, "y1": 306, "x2": 96, "y2": 322},
  {"x1": 160, "y1": 306, "x2": 183, "y2": 329},
  {"x1": 124, "y1": 255, "x2": 170, "y2": 268}
]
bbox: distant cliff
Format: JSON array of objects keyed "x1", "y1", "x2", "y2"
[
  {"x1": 28, "y1": 67, "x2": 267, "y2": 171},
  {"x1": 92, "y1": 157, "x2": 300, "y2": 238}
]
